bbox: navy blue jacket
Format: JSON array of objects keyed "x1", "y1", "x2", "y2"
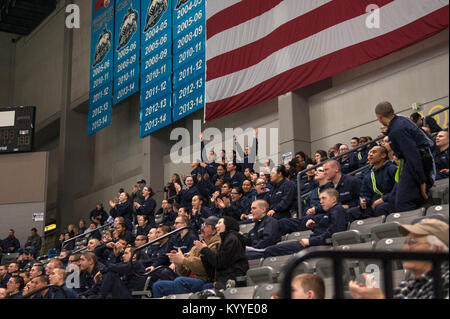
[
  {"x1": 309, "y1": 204, "x2": 348, "y2": 246},
  {"x1": 433, "y1": 146, "x2": 449, "y2": 180},
  {"x1": 94, "y1": 245, "x2": 121, "y2": 266},
  {"x1": 136, "y1": 197, "x2": 157, "y2": 227},
  {"x1": 267, "y1": 179, "x2": 297, "y2": 219},
  {"x1": 175, "y1": 186, "x2": 200, "y2": 210},
  {"x1": 145, "y1": 241, "x2": 171, "y2": 268},
  {"x1": 299, "y1": 175, "x2": 317, "y2": 196},
  {"x1": 387, "y1": 115, "x2": 435, "y2": 186},
  {"x1": 360, "y1": 160, "x2": 397, "y2": 206},
  {"x1": 51, "y1": 284, "x2": 80, "y2": 299},
  {"x1": 236, "y1": 137, "x2": 258, "y2": 172},
  {"x1": 334, "y1": 174, "x2": 361, "y2": 209},
  {"x1": 256, "y1": 191, "x2": 269, "y2": 202},
  {"x1": 2, "y1": 237, "x2": 20, "y2": 253},
  {"x1": 223, "y1": 196, "x2": 251, "y2": 221},
  {"x1": 136, "y1": 224, "x2": 152, "y2": 236},
  {"x1": 77, "y1": 262, "x2": 104, "y2": 298},
  {"x1": 224, "y1": 171, "x2": 246, "y2": 188},
  {"x1": 340, "y1": 156, "x2": 359, "y2": 175},
  {"x1": 303, "y1": 182, "x2": 334, "y2": 214},
  {"x1": 211, "y1": 174, "x2": 226, "y2": 190},
  {"x1": 243, "y1": 189, "x2": 258, "y2": 203},
  {"x1": 161, "y1": 210, "x2": 177, "y2": 227},
  {"x1": 190, "y1": 206, "x2": 212, "y2": 235},
  {"x1": 0, "y1": 273, "x2": 11, "y2": 289},
  {"x1": 110, "y1": 201, "x2": 134, "y2": 230},
  {"x1": 100, "y1": 260, "x2": 146, "y2": 292},
  {"x1": 196, "y1": 179, "x2": 216, "y2": 198},
  {"x1": 168, "y1": 231, "x2": 198, "y2": 254},
  {"x1": 244, "y1": 215, "x2": 281, "y2": 249}
]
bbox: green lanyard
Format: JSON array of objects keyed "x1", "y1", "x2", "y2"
[
  {"x1": 370, "y1": 170, "x2": 383, "y2": 196},
  {"x1": 394, "y1": 159, "x2": 404, "y2": 183},
  {"x1": 358, "y1": 151, "x2": 362, "y2": 161},
  {"x1": 317, "y1": 188, "x2": 321, "y2": 197}
]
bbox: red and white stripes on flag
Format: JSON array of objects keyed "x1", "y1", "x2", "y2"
[{"x1": 204, "y1": 0, "x2": 449, "y2": 122}]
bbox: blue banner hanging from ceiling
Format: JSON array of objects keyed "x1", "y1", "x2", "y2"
[
  {"x1": 88, "y1": 0, "x2": 115, "y2": 135},
  {"x1": 113, "y1": 0, "x2": 140, "y2": 105},
  {"x1": 139, "y1": 0, "x2": 173, "y2": 138},
  {"x1": 172, "y1": 0, "x2": 206, "y2": 122}
]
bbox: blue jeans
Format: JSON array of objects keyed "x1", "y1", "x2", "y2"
[{"x1": 152, "y1": 277, "x2": 213, "y2": 298}]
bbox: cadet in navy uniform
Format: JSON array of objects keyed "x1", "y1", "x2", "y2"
[
  {"x1": 321, "y1": 160, "x2": 361, "y2": 212},
  {"x1": 266, "y1": 165, "x2": 297, "y2": 220},
  {"x1": 375, "y1": 101, "x2": 435, "y2": 212},
  {"x1": 222, "y1": 187, "x2": 251, "y2": 221},
  {"x1": 109, "y1": 192, "x2": 134, "y2": 232},
  {"x1": 244, "y1": 200, "x2": 281, "y2": 260},
  {"x1": 257, "y1": 189, "x2": 347, "y2": 259},
  {"x1": 346, "y1": 145, "x2": 397, "y2": 221},
  {"x1": 433, "y1": 130, "x2": 449, "y2": 180},
  {"x1": 277, "y1": 166, "x2": 334, "y2": 236},
  {"x1": 143, "y1": 226, "x2": 177, "y2": 287},
  {"x1": 77, "y1": 252, "x2": 104, "y2": 298},
  {"x1": 299, "y1": 164, "x2": 318, "y2": 196},
  {"x1": 174, "y1": 176, "x2": 200, "y2": 210},
  {"x1": 168, "y1": 216, "x2": 198, "y2": 254},
  {"x1": 190, "y1": 195, "x2": 212, "y2": 235},
  {"x1": 94, "y1": 246, "x2": 146, "y2": 299},
  {"x1": 134, "y1": 186, "x2": 156, "y2": 228},
  {"x1": 235, "y1": 129, "x2": 259, "y2": 172},
  {"x1": 224, "y1": 162, "x2": 246, "y2": 188}
]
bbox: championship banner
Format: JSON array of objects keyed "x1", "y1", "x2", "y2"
[
  {"x1": 88, "y1": 0, "x2": 115, "y2": 135},
  {"x1": 139, "y1": 0, "x2": 173, "y2": 138},
  {"x1": 113, "y1": 0, "x2": 141, "y2": 105},
  {"x1": 172, "y1": 0, "x2": 206, "y2": 122}
]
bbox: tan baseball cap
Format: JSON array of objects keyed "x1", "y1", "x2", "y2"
[{"x1": 398, "y1": 218, "x2": 449, "y2": 247}]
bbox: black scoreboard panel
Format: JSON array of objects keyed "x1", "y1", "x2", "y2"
[{"x1": 0, "y1": 106, "x2": 35, "y2": 154}]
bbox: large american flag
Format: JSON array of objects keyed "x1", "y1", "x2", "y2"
[{"x1": 204, "y1": 0, "x2": 449, "y2": 122}]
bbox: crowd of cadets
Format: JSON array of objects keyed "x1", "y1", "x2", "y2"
[{"x1": 0, "y1": 110, "x2": 448, "y2": 299}]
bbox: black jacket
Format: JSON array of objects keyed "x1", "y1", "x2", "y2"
[
  {"x1": 110, "y1": 201, "x2": 134, "y2": 230},
  {"x1": 223, "y1": 196, "x2": 251, "y2": 221},
  {"x1": 200, "y1": 229, "x2": 249, "y2": 286}
]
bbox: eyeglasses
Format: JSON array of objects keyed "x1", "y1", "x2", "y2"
[
  {"x1": 404, "y1": 239, "x2": 429, "y2": 248},
  {"x1": 231, "y1": 192, "x2": 240, "y2": 195},
  {"x1": 316, "y1": 169, "x2": 324, "y2": 173},
  {"x1": 255, "y1": 183, "x2": 266, "y2": 186}
]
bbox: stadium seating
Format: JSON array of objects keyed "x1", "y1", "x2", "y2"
[
  {"x1": 0, "y1": 253, "x2": 19, "y2": 265},
  {"x1": 385, "y1": 208, "x2": 425, "y2": 224},
  {"x1": 426, "y1": 204, "x2": 449, "y2": 223},
  {"x1": 349, "y1": 216, "x2": 386, "y2": 241},
  {"x1": 370, "y1": 222, "x2": 402, "y2": 242},
  {"x1": 282, "y1": 230, "x2": 313, "y2": 242},
  {"x1": 253, "y1": 283, "x2": 280, "y2": 299},
  {"x1": 223, "y1": 286, "x2": 257, "y2": 299},
  {"x1": 332, "y1": 229, "x2": 362, "y2": 246}
]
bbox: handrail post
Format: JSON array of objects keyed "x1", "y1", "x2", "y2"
[
  {"x1": 333, "y1": 257, "x2": 345, "y2": 299},
  {"x1": 382, "y1": 260, "x2": 393, "y2": 299}
]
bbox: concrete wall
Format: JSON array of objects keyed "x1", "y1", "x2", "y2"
[
  {"x1": 13, "y1": 4, "x2": 66, "y2": 128},
  {"x1": 0, "y1": 32, "x2": 15, "y2": 107},
  {"x1": 0, "y1": 152, "x2": 48, "y2": 248}
]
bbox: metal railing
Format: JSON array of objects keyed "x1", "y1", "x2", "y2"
[
  {"x1": 129, "y1": 226, "x2": 188, "y2": 277},
  {"x1": 22, "y1": 284, "x2": 68, "y2": 299},
  {"x1": 280, "y1": 248, "x2": 449, "y2": 299},
  {"x1": 423, "y1": 106, "x2": 449, "y2": 127},
  {"x1": 62, "y1": 221, "x2": 113, "y2": 250},
  {"x1": 296, "y1": 135, "x2": 385, "y2": 216}
]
